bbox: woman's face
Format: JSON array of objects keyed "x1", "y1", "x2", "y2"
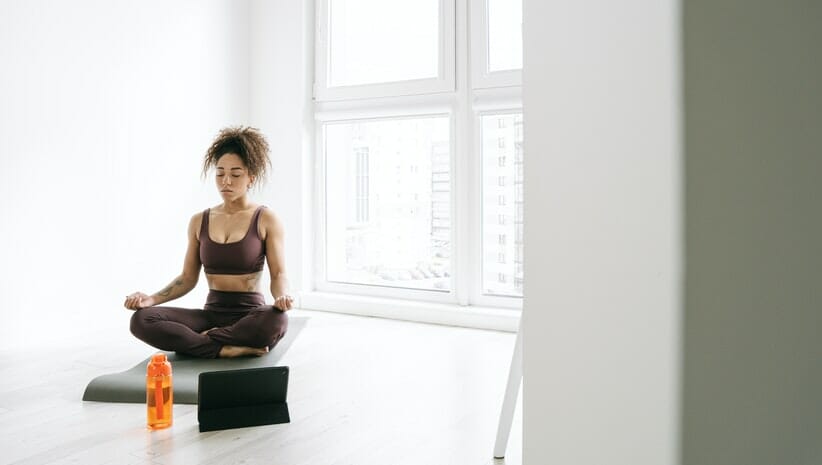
[{"x1": 215, "y1": 153, "x2": 254, "y2": 201}]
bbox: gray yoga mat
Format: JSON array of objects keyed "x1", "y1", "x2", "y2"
[{"x1": 82, "y1": 316, "x2": 307, "y2": 404}]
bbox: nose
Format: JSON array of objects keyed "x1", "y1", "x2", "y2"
[{"x1": 222, "y1": 176, "x2": 232, "y2": 186}]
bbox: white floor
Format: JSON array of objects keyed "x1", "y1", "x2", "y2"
[{"x1": 0, "y1": 310, "x2": 522, "y2": 465}]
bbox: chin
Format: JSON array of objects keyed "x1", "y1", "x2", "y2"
[{"x1": 220, "y1": 192, "x2": 243, "y2": 201}]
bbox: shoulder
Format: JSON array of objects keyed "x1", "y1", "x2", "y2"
[
  {"x1": 189, "y1": 209, "x2": 207, "y2": 225},
  {"x1": 188, "y1": 210, "x2": 207, "y2": 238},
  {"x1": 258, "y1": 205, "x2": 279, "y2": 222},
  {"x1": 258, "y1": 206, "x2": 284, "y2": 239}
]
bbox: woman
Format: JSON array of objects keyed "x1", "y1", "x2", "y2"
[{"x1": 125, "y1": 126, "x2": 293, "y2": 358}]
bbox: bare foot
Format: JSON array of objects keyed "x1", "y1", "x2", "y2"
[{"x1": 219, "y1": 345, "x2": 269, "y2": 358}]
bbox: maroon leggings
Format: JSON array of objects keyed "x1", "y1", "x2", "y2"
[{"x1": 130, "y1": 290, "x2": 288, "y2": 359}]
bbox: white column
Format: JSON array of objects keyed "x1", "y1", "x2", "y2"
[{"x1": 522, "y1": 1, "x2": 683, "y2": 463}]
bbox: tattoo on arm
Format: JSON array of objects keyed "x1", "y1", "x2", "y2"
[{"x1": 158, "y1": 279, "x2": 184, "y2": 297}]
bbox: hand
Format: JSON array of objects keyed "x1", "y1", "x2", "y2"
[
  {"x1": 124, "y1": 292, "x2": 156, "y2": 310},
  {"x1": 273, "y1": 294, "x2": 294, "y2": 311}
]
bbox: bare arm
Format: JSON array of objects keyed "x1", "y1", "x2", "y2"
[
  {"x1": 124, "y1": 213, "x2": 202, "y2": 310},
  {"x1": 261, "y1": 209, "x2": 293, "y2": 311}
]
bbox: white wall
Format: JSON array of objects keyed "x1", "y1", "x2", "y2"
[
  {"x1": 522, "y1": 1, "x2": 682, "y2": 464},
  {"x1": 248, "y1": 0, "x2": 313, "y2": 295},
  {"x1": 0, "y1": 0, "x2": 251, "y2": 349}
]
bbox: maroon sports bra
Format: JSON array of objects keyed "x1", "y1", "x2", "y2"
[{"x1": 199, "y1": 206, "x2": 266, "y2": 275}]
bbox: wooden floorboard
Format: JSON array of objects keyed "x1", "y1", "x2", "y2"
[{"x1": 0, "y1": 310, "x2": 522, "y2": 465}]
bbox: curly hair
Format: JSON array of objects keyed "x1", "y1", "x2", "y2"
[{"x1": 202, "y1": 126, "x2": 271, "y2": 186}]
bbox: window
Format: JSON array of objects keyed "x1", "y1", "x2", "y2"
[
  {"x1": 481, "y1": 112, "x2": 523, "y2": 297},
  {"x1": 316, "y1": 0, "x2": 523, "y2": 308},
  {"x1": 329, "y1": 1, "x2": 438, "y2": 86},
  {"x1": 316, "y1": 0, "x2": 455, "y2": 100},
  {"x1": 470, "y1": 0, "x2": 522, "y2": 88},
  {"x1": 324, "y1": 116, "x2": 451, "y2": 291},
  {"x1": 486, "y1": 0, "x2": 523, "y2": 72}
]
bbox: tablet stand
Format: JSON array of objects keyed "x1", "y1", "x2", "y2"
[{"x1": 494, "y1": 319, "x2": 522, "y2": 459}]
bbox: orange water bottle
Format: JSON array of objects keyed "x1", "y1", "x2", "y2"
[{"x1": 146, "y1": 353, "x2": 173, "y2": 430}]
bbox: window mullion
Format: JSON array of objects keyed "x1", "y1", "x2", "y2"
[{"x1": 453, "y1": 0, "x2": 472, "y2": 306}]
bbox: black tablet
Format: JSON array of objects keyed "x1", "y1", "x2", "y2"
[{"x1": 197, "y1": 366, "x2": 290, "y2": 432}]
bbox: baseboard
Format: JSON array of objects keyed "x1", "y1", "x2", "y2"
[{"x1": 298, "y1": 292, "x2": 520, "y2": 332}]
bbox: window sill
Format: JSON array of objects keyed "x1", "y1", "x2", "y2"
[{"x1": 298, "y1": 291, "x2": 520, "y2": 333}]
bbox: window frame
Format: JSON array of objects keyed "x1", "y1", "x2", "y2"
[
  {"x1": 315, "y1": 0, "x2": 457, "y2": 101},
  {"x1": 469, "y1": 0, "x2": 522, "y2": 89}
]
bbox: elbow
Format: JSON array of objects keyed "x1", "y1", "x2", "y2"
[{"x1": 182, "y1": 273, "x2": 199, "y2": 289}]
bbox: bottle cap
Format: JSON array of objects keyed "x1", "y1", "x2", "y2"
[{"x1": 147, "y1": 352, "x2": 172, "y2": 376}]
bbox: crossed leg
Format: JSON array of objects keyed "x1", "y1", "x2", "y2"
[
  {"x1": 203, "y1": 307, "x2": 289, "y2": 358},
  {"x1": 130, "y1": 306, "x2": 288, "y2": 359}
]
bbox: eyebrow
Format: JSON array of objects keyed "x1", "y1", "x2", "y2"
[{"x1": 216, "y1": 167, "x2": 245, "y2": 170}]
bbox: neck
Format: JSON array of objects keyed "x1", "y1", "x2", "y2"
[{"x1": 221, "y1": 197, "x2": 251, "y2": 214}]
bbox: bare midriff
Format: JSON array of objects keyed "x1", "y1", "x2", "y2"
[{"x1": 206, "y1": 271, "x2": 263, "y2": 293}]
